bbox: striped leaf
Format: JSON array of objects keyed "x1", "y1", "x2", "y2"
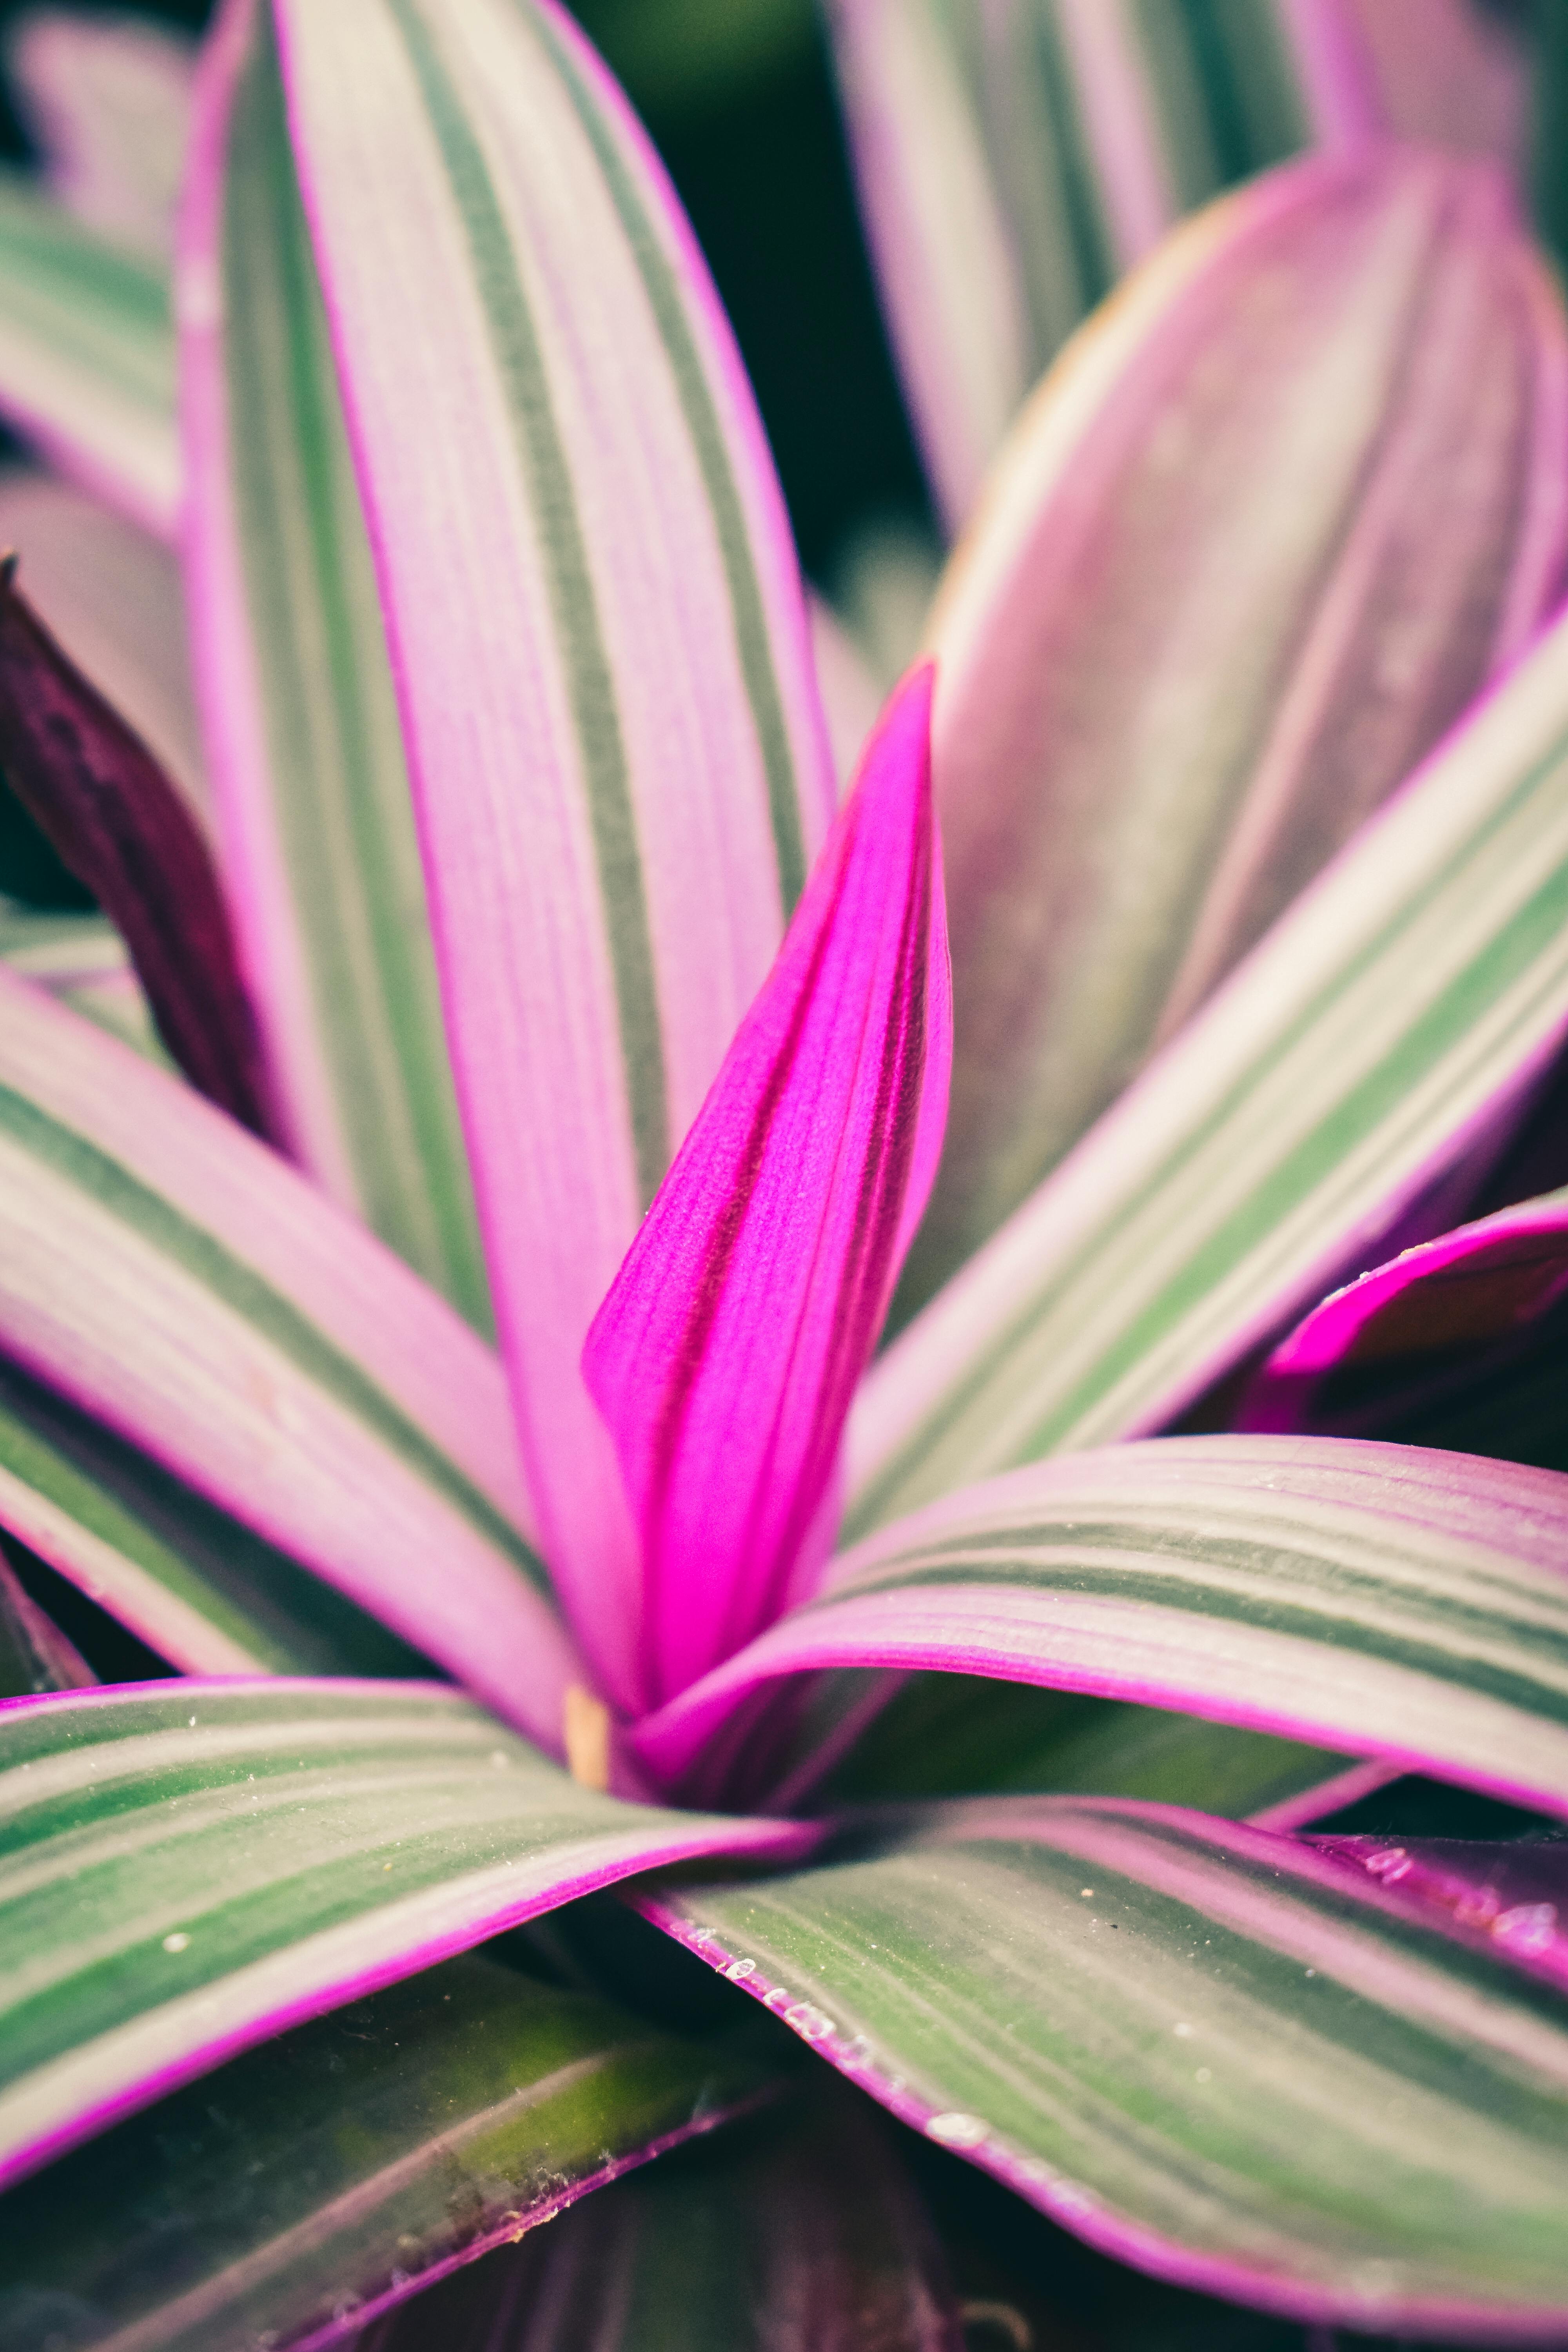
[
  {"x1": 7, "y1": 9, "x2": 194, "y2": 266},
  {"x1": 0, "y1": 172, "x2": 176, "y2": 536},
  {"x1": 0, "y1": 474, "x2": 205, "y2": 815},
  {"x1": 0, "y1": 1543, "x2": 89, "y2": 1697},
  {"x1": 0, "y1": 1351, "x2": 428, "y2": 1680},
  {"x1": 584, "y1": 666, "x2": 949, "y2": 1710},
  {"x1": 0, "y1": 1948, "x2": 773, "y2": 2352},
  {"x1": 819, "y1": 1670, "x2": 1379, "y2": 1831},
  {"x1": 826, "y1": 0, "x2": 1527, "y2": 530},
  {"x1": 639, "y1": 1794, "x2": 1568, "y2": 2334},
  {"x1": 180, "y1": 0, "x2": 492, "y2": 1328},
  {"x1": 630, "y1": 1436, "x2": 1568, "y2": 1819},
  {"x1": 0, "y1": 1678, "x2": 811, "y2": 2196},
  {"x1": 0, "y1": 967, "x2": 576, "y2": 1740},
  {"x1": 358, "y1": 2086, "x2": 958, "y2": 2352},
  {"x1": 272, "y1": 0, "x2": 837, "y2": 1714},
  {"x1": 848, "y1": 591, "x2": 1568, "y2": 1536},
  {"x1": 0, "y1": 900, "x2": 163, "y2": 1064},
  {"x1": 896, "y1": 149, "x2": 1568, "y2": 1317}
]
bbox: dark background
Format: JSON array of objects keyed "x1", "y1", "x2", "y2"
[{"x1": 0, "y1": 0, "x2": 934, "y2": 582}]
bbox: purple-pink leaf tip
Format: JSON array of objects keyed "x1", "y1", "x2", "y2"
[{"x1": 585, "y1": 662, "x2": 950, "y2": 1712}]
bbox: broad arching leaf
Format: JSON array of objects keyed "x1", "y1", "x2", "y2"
[
  {"x1": 849, "y1": 595, "x2": 1568, "y2": 1534},
  {"x1": 641, "y1": 1795, "x2": 1568, "y2": 2337},
  {"x1": 0, "y1": 1949, "x2": 775, "y2": 2352},
  {"x1": 356, "y1": 2086, "x2": 960, "y2": 2352},
  {"x1": 272, "y1": 0, "x2": 837, "y2": 1714},
  {"x1": 0, "y1": 1678, "x2": 813, "y2": 2196},
  {"x1": 0, "y1": 971, "x2": 573, "y2": 1739},
  {"x1": 898, "y1": 149, "x2": 1568, "y2": 1316},
  {"x1": 631, "y1": 1436, "x2": 1568, "y2": 1818},
  {"x1": 180, "y1": 0, "x2": 492, "y2": 1327}
]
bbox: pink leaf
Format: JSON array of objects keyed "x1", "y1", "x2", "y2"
[
  {"x1": 1244, "y1": 1187, "x2": 1568, "y2": 1434},
  {"x1": 586, "y1": 665, "x2": 950, "y2": 1711},
  {"x1": 270, "y1": 0, "x2": 836, "y2": 1709}
]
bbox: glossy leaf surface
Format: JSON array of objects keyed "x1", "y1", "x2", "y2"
[
  {"x1": 1311, "y1": 1833, "x2": 1568, "y2": 1996},
  {"x1": 0, "y1": 566, "x2": 272, "y2": 1134},
  {"x1": 356, "y1": 2087, "x2": 960, "y2": 2352},
  {"x1": 586, "y1": 665, "x2": 949, "y2": 1710},
  {"x1": 0, "y1": 1678, "x2": 810, "y2": 2194},
  {"x1": 900, "y1": 149, "x2": 1568, "y2": 1314},
  {"x1": 180, "y1": 0, "x2": 491, "y2": 1325},
  {"x1": 641, "y1": 1795, "x2": 1568, "y2": 2335},
  {"x1": 632, "y1": 1436, "x2": 1568, "y2": 1818},
  {"x1": 850, "y1": 589, "x2": 1568, "y2": 1534},
  {"x1": 0, "y1": 969, "x2": 572, "y2": 1739},
  {"x1": 0, "y1": 1949, "x2": 771, "y2": 2352},
  {"x1": 274, "y1": 0, "x2": 836, "y2": 1712},
  {"x1": 0, "y1": 172, "x2": 176, "y2": 534}
]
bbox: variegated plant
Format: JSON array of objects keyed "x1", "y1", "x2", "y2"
[{"x1": 0, "y1": 2, "x2": 1567, "y2": 2347}]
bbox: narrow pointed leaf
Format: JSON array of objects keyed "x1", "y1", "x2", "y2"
[
  {"x1": 897, "y1": 149, "x2": 1568, "y2": 1315},
  {"x1": 0, "y1": 1543, "x2": 89, "y2": 1695},
  {"x1": 632, "y1": 1436, "x2": 1568, "y2": 1818},
  {"x1": 585, "y1": 666, "x2": 949, "y2": 1710},
  {"x1": 7, "y1": 9, "x2": 195, "y2": 264},
  {"x1": 0, "y1": 174, "x2": 176, "y2": 535},
  {"x1": 0, "y1": 1678, "x2": 813, "y2": 2194},
  {"x1": 0, "y1": 566, "x2": 274, "y2": 1135},
  {"x1": 272, "y1": 0, "x2": 836, "y2": 1712},
  {"x1": 0, "y1": 473, "x2": 205, "y2": 813},
  {"x1": 1311, "y1": 1834, "x2": 1568, "y2": 1994},
  {"x1": 0, "y1": 969, "x2": 574, "y2": 1740},
  {"x1": 0, "y1": 1351, "x2": 429, "y2": 1679},
  {"x1": 850, "y1": 584, "x2": 1568, "y2": 1534},
  {"x1": 639, "y1": 1795, "x2": 1568, "y2": 2335},
  {"x1": 358, "y1": 2087, "x2": 960, "y2": 2352},
  {"x1": 0, "y1": 1950, "x2": 776, "y2": 2352},
  {"x1": 178, "y1": 0, "x2": 492, "y2": 1325},
  {"x1": 1247, "y1": 1186, "x2": 1568, "y2": 1438}
]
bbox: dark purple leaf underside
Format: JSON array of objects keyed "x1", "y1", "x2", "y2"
[{"x1": 0, "y1": 560, "x2": 276, "y2": 1138}]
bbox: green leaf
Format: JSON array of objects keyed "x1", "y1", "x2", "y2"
[
  {"x1": 849, "y1": 597, "x2": 1568, "y2": 1534},
  {"x1": 642, "y1": 1795, "x2": 1568, "y2": 2335},
  {"x1": 181, "y1": 0, "x2": 492, "y2": 1328},
  {"x1": 0, "y1": 174, "x2": 176, "y2": 536},
  {"x1": 0, "y1": 1679, "x2": 808, "y2": 2194},
  {"x1": 636, "y1": 1437, "x2": 1568, "y2": 1824},
  {"x1": 358, "y1": 2083, "x2": 958, "y2": 2352},
  {"x1": 820, "y1": 1671, "x2": 1363, "y2": 1825},
  {"x1": 0, "y1": 1351, "x2": 426, "y2": 1678},
  {"x1": 0, "y1": 1949, "x2": 773, "y2": 2352}
]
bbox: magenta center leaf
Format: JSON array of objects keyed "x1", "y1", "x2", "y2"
[{"x1": 584, "y1": 664, "x2": 951, "y2": 1714}]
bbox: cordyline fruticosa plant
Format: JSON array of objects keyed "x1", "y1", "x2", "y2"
[{"x1": 2, "y1": 0, "x2": 1568, "y2": 2345}]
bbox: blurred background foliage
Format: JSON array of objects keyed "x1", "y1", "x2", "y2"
[{"x1": 0, "y1": 0, "x2": 1553, "y2": 603}]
